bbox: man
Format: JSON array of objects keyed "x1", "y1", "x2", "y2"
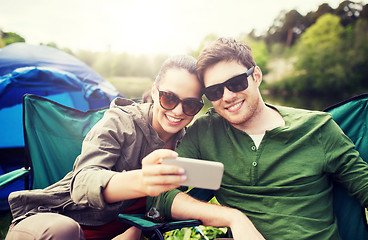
[{"x1": 159, "y1": 38, "x2": 368, "y2": 239}]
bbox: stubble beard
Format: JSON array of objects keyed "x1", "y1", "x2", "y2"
[{"x1": 225, "y1": 97, "x2": 260, "y2": 131}]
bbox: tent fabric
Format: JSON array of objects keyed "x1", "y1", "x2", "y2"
[
  {"x1": 0, "y1": 43, "x2": 122, "y2": 210},
  {"x1": 1, "y1": 67, "x2": 84, "y2": 109},
  {"x1": 0, "y1": 42, "x2": 120, "y2": 109},
  {"x1": 0, "y1": 42, "x2": 118, "y2": 100},
  {"x1": 0, "y1": 43, "x2": 122, "y2": 149},
  {"x1": 324, "y1": 93, "x2": 368, "y2": 240}
]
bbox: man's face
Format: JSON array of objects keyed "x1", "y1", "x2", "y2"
[{"x1": 203, "y1": 61, "x2": 262, "y2": 130}]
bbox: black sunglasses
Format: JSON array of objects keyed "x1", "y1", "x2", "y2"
[
  {"x1": 204, "y1": 66, "x2": 255, "y2": 101},
  {"x1": 157, "y1": 88, "x2": 204, "y2": 116}
]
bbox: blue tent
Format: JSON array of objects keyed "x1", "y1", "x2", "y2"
[
  {"x1": 0, "y1": 43, "x2": 121, "y2": 148},
  {"x1": 0, "y1": 43, "x2": 122, "y2": 210}
]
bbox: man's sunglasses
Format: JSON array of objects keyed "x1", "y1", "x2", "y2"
[
  {"x1": 157, "y1": 88, "x2": 204, "y2": 116},
  {"x1": 204, "y1": 66, "x2": 255, "y2": 101}
]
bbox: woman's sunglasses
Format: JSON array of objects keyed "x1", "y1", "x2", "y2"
[
  {"x1": 204, "y1": 66, "x2": 255, "y2": 101},
  {"x1": 157, "y1": 88, "x2": 204, "y2": 116}
]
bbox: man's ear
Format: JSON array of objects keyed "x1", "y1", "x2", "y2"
[{"x1": 252, "y1": 66, "x2": 263, "y2": 87}]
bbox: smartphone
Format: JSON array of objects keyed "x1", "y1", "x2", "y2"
[{"x1": 162, "y1": 157, "x2": 224, "y2": 190}]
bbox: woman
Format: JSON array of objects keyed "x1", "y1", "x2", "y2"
[{"x1": 6, "y1": 55, "x2": 204, "y2": 240}]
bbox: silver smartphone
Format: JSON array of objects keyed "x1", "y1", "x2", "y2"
[{"x1": 162, "y1": 157, "x2": 224, "y2": 190}]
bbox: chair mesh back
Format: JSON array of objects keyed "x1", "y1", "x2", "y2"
[
  {"x1": 23, "y1": 94, "x2": 107, "y2": 189},
  {"x1": 325, "y1": 93, "x2": 368, "y2": 240}
]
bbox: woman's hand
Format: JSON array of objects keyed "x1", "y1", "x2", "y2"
[
  {"x1": 103, "y1": 149, "x2": 186, "y2": 203},
  {"x1": 140, "y1": 149, "x2": 186, "y2": 196}
]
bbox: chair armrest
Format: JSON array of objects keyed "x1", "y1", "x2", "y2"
[
  {"x1": 117, "y1": 213, "x2": 201, "y2": 233},
  {"x1": 116, "y1": 189, "x2": 213, "y2": 239},
  {"x1": 117, "y1": 214, "x2": 165, "y2": 231},
  {"x1": 0, "y1": 167, "x2": 30, "y2": 190}
]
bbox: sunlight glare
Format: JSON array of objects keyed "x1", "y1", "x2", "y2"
[{"x1": 110, "y1": 0, "x2": 173, "y2": 55}]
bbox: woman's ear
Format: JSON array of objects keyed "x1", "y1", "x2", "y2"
[{"x1": 151, "y1": 82, "x2": 157, "y2": 102}]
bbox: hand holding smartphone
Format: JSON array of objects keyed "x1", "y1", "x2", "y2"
[{"x1": 162, "y1": 157, "x2": 224, "y2": 190}]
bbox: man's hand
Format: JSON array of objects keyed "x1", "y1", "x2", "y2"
[{"x1": 226, "y1": 209, "x2": 265, "y2": 240}]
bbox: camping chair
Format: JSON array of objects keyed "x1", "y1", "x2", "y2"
[
  {"x1": 324, "y1": 93, "x2": 368, "y2": 240},
  {"x1": 0, "y1": 167, "x2": 29, "y2": 190},
  {"x1": 18, "y1": 94, "x2": 210, "y2": 240},
  {"x1": 22, "y1": 94, "x2": 108, "y2": 189}
]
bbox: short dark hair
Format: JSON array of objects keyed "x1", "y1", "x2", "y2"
[{"x1": 197, "y1": 37, "x2": 256, "y2": 84}]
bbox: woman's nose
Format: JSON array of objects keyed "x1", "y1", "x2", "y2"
[{"x1": 171, "y1": 102, "x2": 184, "y2": 115}]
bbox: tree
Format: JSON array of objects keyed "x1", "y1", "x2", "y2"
[
  {"x1": 266, "y1": 10, "x2": 307, "y2": 47},
  {"x1": 361, "y1": 4, "x2": 368, "y2": 19},
  {"x1": 335, "y1": 0, "x2": 363, "y2": 26},
  {"x1": 238, "y1": 35, "x2": 270, "y2": 75},
  {"x1": 295, "y1": 14, "x2": 347, "y2": 94},
  {"x1": 347, "y1": 18, "x2": 368, "y2": 90},
  {"x1": 2, "y1": 32, "x2": 25, "y2": 46},
  {"x1": 304, "y1": 3, "x2": 334, "y2": 28}
]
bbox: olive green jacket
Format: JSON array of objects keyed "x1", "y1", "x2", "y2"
[{"x1": 9, "y1": 97, "x2": 184, "y2": 226}]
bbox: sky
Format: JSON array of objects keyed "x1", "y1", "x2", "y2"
[{"x1": 0, "y1": 0, "x2": 367, "y2": 55}]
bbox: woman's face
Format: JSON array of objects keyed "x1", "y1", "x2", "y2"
[{"x1": 152, "y1": 68, "x2": 202, "y2": 141}]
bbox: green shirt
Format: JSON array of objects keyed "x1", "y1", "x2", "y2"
[{"x1": 167, "y1": 105, "x2": 368, "y2": 240}]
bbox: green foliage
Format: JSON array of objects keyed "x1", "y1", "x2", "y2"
[
  {"x1": 266, "y1": 9, "x2": 368, "y2": 98},
  {"x1": 190, "y1": 34, "x2": 219, "y2": 59},
  {"x1": 242, "y1": 38, "x2": 270, "y2": 75},
  {"x1": 1, "y1": 1, "x2": 366, "y2": 103},
  {"x1": 269, "y1": 43, "x2": 286, "y2": 57},
  {"x1": 164, "y1": 225, "x2": 228, "y2": 240},
  {"x1": 1, "y1": 32, "x2": 25, "y2": 46},
  {"x1": 162, "y1": 197, "x2": 228, "y2": 240},
  {"x1": 190, "y1": 33, "x2": 270, "y2": 75},
  {"x1": 266, "y1": 9, "x2": 305, "y2": 47},
  {"x1": 265, "y1": 1, "x2": 366, "y2": 48},
  {"x1": 335, "y1": 0, "x2": 362, "y2": 26},
  {"x1": 292, "y1": 13, "x2": 368, "y2": 96},
  {"x1": 75, "y1": 50, "x2": 168, "y2": 79},
  {"x1": 346, "y1": 18, "x2": 368, "y2": 90},
  {"x1": 0, "y1": 38, "x2": 5, "y2": 48},
  {"x1": 295, "y1": 14, "x2": 345, "y2": 93},
  {"x1": 41, "y1": 42, "x2": 58, "y2": 48},
  {"x1": 107, "y1": 76, "x2": 153, "y2": 99}
]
